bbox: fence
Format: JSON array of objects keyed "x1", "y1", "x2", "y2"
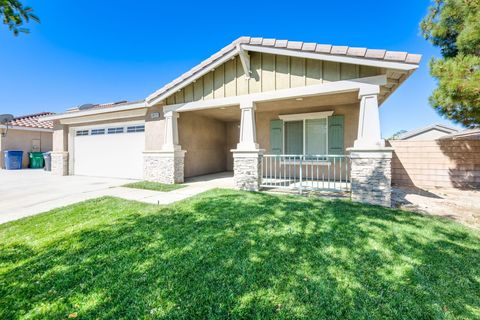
[
  {"x1": 261, "y1": 154, "x2": 351, "y2": 193},
  {"x1": 388, "y1": 139, "x2": 480, "y2": 189}
]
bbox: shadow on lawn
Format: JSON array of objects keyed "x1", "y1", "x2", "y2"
[{"x1": 0, "y1": 190, "x2": 479, "y2": 319}]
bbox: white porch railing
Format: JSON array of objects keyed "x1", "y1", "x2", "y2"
[{"x1": 261, "y1": 154, "x2": 351, "y2": 193}]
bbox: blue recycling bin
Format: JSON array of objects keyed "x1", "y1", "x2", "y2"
[{"x1": 4, "y1": 150, "x2": 23, "y2": 170}]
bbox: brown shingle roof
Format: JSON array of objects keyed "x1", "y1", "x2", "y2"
[
  {"x1": 8, "y1": 112, "x2": 54, "y2": 130},
  {"x1": 147, "y1": 36, "x2": 422, "y2": 103}
]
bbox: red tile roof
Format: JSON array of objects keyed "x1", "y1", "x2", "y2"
[{"x1": 8, "y1": 112, "x2": 54, "y2": 130}]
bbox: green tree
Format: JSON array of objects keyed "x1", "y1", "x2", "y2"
[
  {"x1": 421, "y1": 0, "x2": 480, "y2": 128},
  {"x1": 0, "y1": 0, "x2": 39, "y2": 36}
]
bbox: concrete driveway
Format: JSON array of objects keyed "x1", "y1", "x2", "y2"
[
  {"x1": 0, "y1": 170, "x2": 234, "y2": 225},
  {"x1": 0, "y1": 169, "x2": 134, "y2": 224}
]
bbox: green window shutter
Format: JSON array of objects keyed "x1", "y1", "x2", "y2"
[
  {"x1": 328, "y1": 115, "x2": 344, "y2": 154},
  {"x1": 270, "y1": 119, "x2": 283, "y2": 154}
]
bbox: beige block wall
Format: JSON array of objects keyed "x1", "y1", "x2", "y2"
[
  {"x1": 178, "y1": 112, "x2": 228, "y2": 178},
  {"x1": 1, "y1": 129, "x2": 53, "y2": 168},
  {"x1": 388, "y1": 139, "x2": 480, "y2": 189},
  {"x1": 256, "y1": 103, "x2": 359, "y2": 153}
]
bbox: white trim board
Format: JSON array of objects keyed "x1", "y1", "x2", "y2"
[{"x1": 279, "y1": 111, "x2": 334, "y2": 121}]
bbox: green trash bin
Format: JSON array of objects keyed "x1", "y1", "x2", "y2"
[{"x1": 29, "y1": 152, "x2": 44, "y2": 168}]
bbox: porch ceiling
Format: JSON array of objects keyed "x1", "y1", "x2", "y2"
[
  {"x1": 186, "y1": 106, "x2": 241, "y2": 122},
  {"x1": 256, "y1": 91, "x2": 358, "y2": 113}
]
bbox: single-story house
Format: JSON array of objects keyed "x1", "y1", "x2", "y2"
[
  {"x1": 42, "y1": 37, "x2": 421, "y2": 206},
  {"x1": 1, "y1": 112, "x2": 54, "y2": 169},
  {"x1": 439, "y1": 128, "x2": 480, "y2": 140},
  {"x1": 396, "y1": 123, "x2": 458, "y2": 140}
]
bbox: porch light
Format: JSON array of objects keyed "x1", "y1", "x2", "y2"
[{"x1": 0, "y1": 114, "x2": 14, "y2": 138}]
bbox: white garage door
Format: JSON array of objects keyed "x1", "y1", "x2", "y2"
[{"x1": 73, "y1": 123, "x2": 145, "y2": 179}]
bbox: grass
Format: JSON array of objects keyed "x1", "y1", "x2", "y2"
[
  {"x1": 0, "y1": 189, "x2": 479, "y2": 319},
  {"x1": 122, "y1": 180, "x2": 185, "y2": 192}
]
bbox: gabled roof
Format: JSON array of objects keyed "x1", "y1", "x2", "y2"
[
  {"x1": 146, "y1": 36, "x2": 422, "y2": 105},
  {"x1": 439, "y1": 128, "x2": 480, "y2": 140},
  {"x1": 397, "y1": 123, "x2": 458, "y2": 140},
  {"x1": 7, "y1": 112, "x2": 55, "y2": 130}
]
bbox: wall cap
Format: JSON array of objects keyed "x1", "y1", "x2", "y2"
[
  {"x1": 347, "y1": 147, "x2": 393, "y2": 159},
  {"x1": 143, "y1": 150, "x2": 186, "y2": 157}
]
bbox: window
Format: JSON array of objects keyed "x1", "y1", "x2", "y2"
[
  {"x1": 76, "y1": 130, "x2": 89, "y2": 136},
  {"x1": 284, "y1": 119, "x2": 327, "y2": 155},
  {"x1": 270, "y1": 112, "x2": 344, "y2": 156},
  {"x1": 108, "y1": 127, "x2": 124, "y2": 134},
  {"x1": 91, "y1": 129, "x2": 105, "y2": 135},
  {"x1": 127, "y1": 125, "x2": 145, "y2": 133}
]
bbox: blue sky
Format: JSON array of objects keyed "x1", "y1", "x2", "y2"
[{"x1": 0, "y1": 0, "x2": 462, "y2": 137}]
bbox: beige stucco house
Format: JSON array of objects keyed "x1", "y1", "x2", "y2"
[
  {"x1": 1, "y1": 113, "x2": 53, "y2": 169},
  {"x1": 42, "y1": 37, "x2": 421, "y2": 206}
]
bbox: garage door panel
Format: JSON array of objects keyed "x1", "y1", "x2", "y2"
[{"x1": 74, "y1": 129, "x2": 144, "y2": 179}]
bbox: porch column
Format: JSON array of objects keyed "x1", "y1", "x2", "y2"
[
  {"x1": 237, "y1": 100, "x2": 259, "y2": 151},
  {"x1": 50, "y1": 121, "x2": 69, "y2": 176},
  {"x1": 348, "y1": 92, "x2": 393, "y2": 207},
  {"x1": 163, "y1": 111, "x2": 181, "y2": 151},
  {"x1": 354, "y1": 93, "x2": 384, "y2": 148},
  {"x1": 143, "y1": 110, "x2": 186, "y2": 184},
  {"x1": 231, "y1": 100, "x2": 263, "y2": 191}
]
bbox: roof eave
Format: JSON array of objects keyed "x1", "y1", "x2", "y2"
[{"x1": 40, "y1": 100, "x2": 147, "y2": 122}]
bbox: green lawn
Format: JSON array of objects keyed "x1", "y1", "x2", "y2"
[
  {"x1": 122, "y1": 180, "x2": 185, "y2": 192},
  {"x1": 1, "y1": 189, "x2": 479, "y2": 319}
]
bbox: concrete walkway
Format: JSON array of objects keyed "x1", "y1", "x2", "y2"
[
  {"x1": 0, "y1": 170, "x2": 233, "y2": 224},
  {"x1": 101, "y1": 172, "x2": 234, "y2": 204}
]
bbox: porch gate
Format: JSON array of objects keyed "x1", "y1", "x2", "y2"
[{"x1": 261, "y1": 155, "x2": 351, "y2": 193}]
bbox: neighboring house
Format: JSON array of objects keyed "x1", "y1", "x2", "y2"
[
  {"x1": 439, "y1": 128, "x2": 480, "y2": 140},
  {"x1": 0, "y1": 112, "x2": 54, "y2": 169},
  {"x1": 396, "y1": 124, "x2": 458, "y2": 140},
  {"x1": 42, "y1": 36, "x2": 421, "y2": 206}
]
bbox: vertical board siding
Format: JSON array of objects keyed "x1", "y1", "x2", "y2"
[
  {"x1": 323, "y1": 61, "x2": 341, "y2": 82},
  {"x1": 213, "y1": 65, "x2": 225, "y2": 99},
  {"x1": 290, "y1": 57, "x2": 306, "y2": 88},
  {"x1": 165, "y1": 53, "x2": 383, "y2": 105},
  {"x1": 275, "y1": 55, "x2": 290, "y2": 90},
  {"x1": 184, "y1": 84, "x2": 194, "y2": 102},
  {"x1": 306, "y1": 59, "x2": 322, "y2": 85},
  {"x1": 224, "y1": 59, "x2": 237, "y2": 97},
  {"x1": 261, "y1": 53, "x2": 275, "y2": 92},
  {"x1": 249, "y1": 52, "x2": 262, "y2": 93}
]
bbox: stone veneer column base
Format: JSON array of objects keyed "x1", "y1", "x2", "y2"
[
  {"x1": 232, "y1": 150, "x2": 263, "y2": 191},
  {"x1": 143, "y1": 150, "x2": 186, "y2": 184},
  {"x1": 347, "y1": 148, "x2": 393, "y2": 207},
  {"x1": 50, "y1": 152, "x2": 69, "y2": 176}
]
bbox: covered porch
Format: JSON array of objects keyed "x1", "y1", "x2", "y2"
[
  {"x1": 157, "y1": 77, "x2": 390, "y2": 205},
  {"x1": 176, "y1": 90, "x2": 361, "y2": 194}
]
